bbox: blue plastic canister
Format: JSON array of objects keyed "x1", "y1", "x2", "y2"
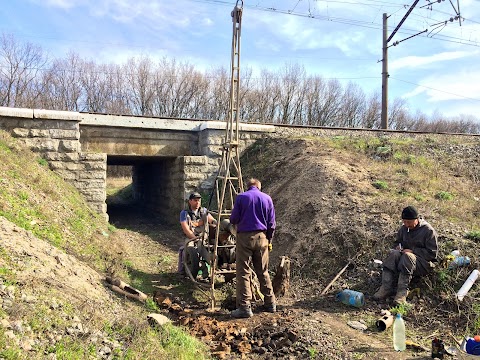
[
  {"x1": 335, "y1": 289, "x2": 365, "y2": 307},
  {"x1": 449, "y1": 256, "x2": 471, "y2": 268},
  {"x1": 465, "y1": 338, "x2": 480, "y2": 355}
]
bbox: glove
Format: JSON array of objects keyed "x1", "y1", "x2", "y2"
[{"x1": 268, "y1": 241, "x2": 273, "y2": 252}]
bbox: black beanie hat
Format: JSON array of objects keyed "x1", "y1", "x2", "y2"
[{"x1": 402, "y1": 206, "x2": 419, "y2": 220}]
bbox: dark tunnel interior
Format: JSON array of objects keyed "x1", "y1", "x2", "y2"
[{"x1": 106, "y1": 155, "x2": 178, "y2": 229}]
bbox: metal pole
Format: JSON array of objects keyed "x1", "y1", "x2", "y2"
[{"x1": 381, "y1": 13, "x2": 388, "y2": 130}]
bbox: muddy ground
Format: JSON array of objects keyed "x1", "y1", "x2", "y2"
[
  {"x1": 106, "y1": 136, "x2": 480, "y2": 359},
  {"x1": 108, "y1": 204, "x2": 417, "y2": 360}
]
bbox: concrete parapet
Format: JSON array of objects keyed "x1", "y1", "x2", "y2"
[
  {"x1": 0, "y1": 106, "x2": 33, "y2": 119},
  {"x1": 33, "y1": 109, "x2": 82, "y2": 121}
]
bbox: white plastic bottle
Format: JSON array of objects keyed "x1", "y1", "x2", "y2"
[{"x1": 393, "y1": 313, "x2": 406, "y2": 351}]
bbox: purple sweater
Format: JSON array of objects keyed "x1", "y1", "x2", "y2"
[{"x1": 230, "y1": 186, "x2": 276, "y2": 240}]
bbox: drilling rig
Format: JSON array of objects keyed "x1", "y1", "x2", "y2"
[
  {"x1": 208, "y1": 0, "x2": 245, "y2": 309},
  {"x1": 181, "y1": 0, "x2": 245, "y2": 309}
]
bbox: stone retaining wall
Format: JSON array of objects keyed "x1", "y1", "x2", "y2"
[{"x1": 0, "y1": 108, "x2": 107, "y2": 219}]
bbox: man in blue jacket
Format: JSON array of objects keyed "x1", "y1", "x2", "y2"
[{"x1": 230, "y1": 178, "x2": 276, "y2": 318}]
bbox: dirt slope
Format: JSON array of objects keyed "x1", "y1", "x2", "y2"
[{"x1": 1, "y1": 133, "x2": 479, "y2": 360}]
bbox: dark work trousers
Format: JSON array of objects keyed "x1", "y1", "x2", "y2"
[
  {"x1": 382, "y1": 250, "x2": 433, "y2": 276},
  {"x1": 235, "y1": 230, "x2": 276, "y2": 308}
]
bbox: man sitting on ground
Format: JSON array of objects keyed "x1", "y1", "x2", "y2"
[{"x1": 373, "y1": 206, "x2": 438, "y2": 304}]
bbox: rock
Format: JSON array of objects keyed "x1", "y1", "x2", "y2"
[
  {"x1": 147, "y1": 313, "x2": 171, "y2": 327},
  {"x1": 11, "y1": 320, "x2": 24, "y2": 333},
  {"x1": 0, "y1": 318, "x2": 10, "y2": 328},
  {"x1": 347, "y1": 320, "x2": 367, "y2": 331}
]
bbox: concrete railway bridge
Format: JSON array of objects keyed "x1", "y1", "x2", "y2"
[
  {"x1": 1, "y1": 106, "x2": 474, "y2": 224},
  {"x1": 0, "y1": 106, "x2": 274, "y2": 223}
]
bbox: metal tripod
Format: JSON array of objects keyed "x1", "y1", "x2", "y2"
[{"x1": 208, "y1": 0, "x2": 244, "y2": 309}]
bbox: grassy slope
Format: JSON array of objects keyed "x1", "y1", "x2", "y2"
[{"x1": 0, "y1": 130, "x2": 209, "y2": 360}]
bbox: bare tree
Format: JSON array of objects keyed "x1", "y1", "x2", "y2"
[
  {"x1": 123, "y1": 56, "x2": 155, "y2": 116},
  {"x1": 204, "y1": 66, "x2": 229, "y2": 120},
  {"x1": 303, "y1": 76, "x2": 323, "y2": 126},
  {"x1": 244, "y1": 69, "x2": 281, "y2": 123},
  {"x1": 39, "y1": 52, "x2": 84, "y2": 111},
  {"x1": 81, "y1": 61, "x2": 109, "y2": 113},
  {"x1": 389, "y1": 98, "x2": 410, "y2": 130},
  {"x1": 168, "y1": 62, "x2": 204, "y2": 118},
  {"x1": 361, "y1": 92, "x2": 381, "y2": 129},
  {"x1": 188, "y1": 71, "x2": 211, "y2": 119},
  {"x1": 317, "y1": 79, "x2": 343, "y2": 126},
  {"x1": 337, "y1": 82, "x2": 366, "y2": 127},
  {"x1": 0, "y1": 33, "x2": 47, "y2": 107},
  {"x1": 278, "y1": 63, "x2": 305, "y2": 124},
  {"x1": 103, "y1": 63, "x2": 130, "y2": 115}
]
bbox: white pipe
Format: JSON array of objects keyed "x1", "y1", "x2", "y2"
[{"x1": 457, "y1": 269, "x2": 479, "y2": 301}]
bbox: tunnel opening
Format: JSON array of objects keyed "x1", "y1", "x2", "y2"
[{"x1": 106, "y1": 155, "x2": 182, "y2": 230}]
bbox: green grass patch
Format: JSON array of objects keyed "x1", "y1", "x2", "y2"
[
  {"x1": 37, "y1": 157, "x2": 48, "y2": 166},
  {"x1": 145, "y1": 298, "x2": 160, "y2": 312},
  {"x1": 465, "y1": 230, "x2": 480, "y2": 242},
  {"x1": 158, "y1": 323, "x2": 210, "y2": 359},
  {"x1": 0, "y1": 141, "x2": 12, "y2": 153},
  {"x1": 108, "y1": 183, "x2": 134, "y2": 200},
  {"x1": 372, "y1": 180, "x2": 388, "y2": 190},
  {"x1": 435, "y1": 191, "x2": 454, "y2": 200},
  {"x1": 389, "y1": 302, "x2": 413, "y2": 316},
  {"x1": 414, "y1": 194, "x2": 425, "y2": 201},
  {"x1": 47, "y1": 338, "x2": 97, "y2": 359},
  {"x1": 375, "y1": 146, "x2": 391, "y2": 156},
  {"x1": 472, "y1": 303, "x2": 480, "y2": 333}
]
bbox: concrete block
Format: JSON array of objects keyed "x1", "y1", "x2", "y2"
[
  {"x1": 80, "y1": 153, "x2": 107, "y2": 161},
  {"x1": 53, "y1": 169, "x2": 77, "y2": 181},
  {"x1": 79, "y1": 161, "x2": 107, "y2": 171},
  {"x1": 49, "y1": 129, "x2": 80, "y2": 140},
  {"x1": 49, "y1": 161, "x2": 79, "y2": 171},
  {"x1": 43, "y1": 152, "x2": 80, "y2": 162},
  {"x1": 30, "y1": 129, "x2": 50, "y2": 138},
  {"x1": 59, "y1": 140, "x2": 81, "y2": 153},
  {"x1": 34, "y1": 109, "x2": 82, "y2": 121},
  {"x1": 11, "y1": 128, "x2": 29, "y2": 138},
  {"x1": 78, "y1": 171, "x2": 106, "y2": 180},
  {"x1": 0, "y1": 107, "x2": 33, "y2": 119},
  {"x1": 27, "y1": 138, "x2": 58, "y2": 152}
]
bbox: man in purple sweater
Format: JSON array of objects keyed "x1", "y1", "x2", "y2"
[{"x1": 230, "y1": 178, "x2": 276, "y2": 318}]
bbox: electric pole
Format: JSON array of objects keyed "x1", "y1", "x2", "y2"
[{"x1": 381, "y1": 13, "x2": 388, "y2": 130}]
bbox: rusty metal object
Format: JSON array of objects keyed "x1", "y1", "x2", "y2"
[{"x1": 105, "y1": 276, "x2": 148, "y2": 302}]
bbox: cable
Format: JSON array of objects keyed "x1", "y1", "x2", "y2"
[
  {"x1": 390, "y1": 77, "x2": 480, "y2": 103},
  {"x1": 192, "y1": 0, "x2": 480, "y2": 46}
]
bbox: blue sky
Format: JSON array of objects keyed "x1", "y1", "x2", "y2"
[{"x1": 2, "y1": 0, "x2": 480, "y2": 121}]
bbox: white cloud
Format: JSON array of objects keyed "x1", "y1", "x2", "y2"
[
  {"x1": 390, "y1": 50, "x2": 475, "y2": 71},
  {"x1": 402, "y1": 69, "x2": 480, "y2": 103}
]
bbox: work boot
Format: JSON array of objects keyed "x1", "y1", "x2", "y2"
[
  {"x1": 231, "y1": 306, "x2": 253, "y2": 318},
  {"x1": 260, "y1": 303, "x2": 277, "y2": 313},
  {"x1": 393, "y1": 272, "x2": 411, "y2": 305},
  {"x1": 373, "y1": 269, "x2": 395, "y2": 300}
]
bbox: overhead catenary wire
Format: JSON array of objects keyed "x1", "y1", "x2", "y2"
[
  {"x1": 191, "y1": 0, "x2": 480, "y2": 47},
  {"x1": 390, "y1": 77, "x2": 480, "y2": 103}
]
